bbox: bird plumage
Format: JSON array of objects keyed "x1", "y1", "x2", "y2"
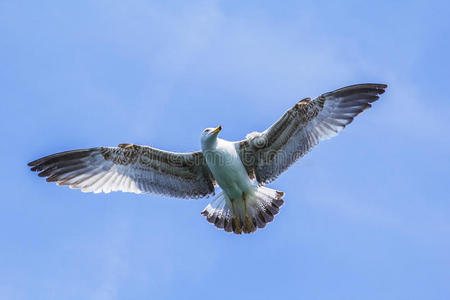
[
  {"x1": 237, "y1": 83, "x2": 387, "y2": 184},
  {"x1": 28, "y1": 83, "x2": 387, "y2": 235},
  {"x1": 28, "y1": 144, "x2": 215, "y2": 198}
]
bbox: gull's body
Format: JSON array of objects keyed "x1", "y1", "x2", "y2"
[
  {"x1": 202, "y1": 136, "x2": 252, "y2": 200},
  {"x1": 28, "y1": 83, "x2": 387, "y2": 234},
  {"x1": 201, "y1": 134, "x2": 261, "y2": 232}
]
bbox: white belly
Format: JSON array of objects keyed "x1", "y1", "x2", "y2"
[{"x1": 204, "y1": 139, "x2": 253, "y2": 200}]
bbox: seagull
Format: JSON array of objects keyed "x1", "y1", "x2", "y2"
[{"x1": 28, "y1": 83, "x2": 387, "y2": 234}]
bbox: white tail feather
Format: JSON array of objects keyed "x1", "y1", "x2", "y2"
[{"x1": 201, "y1": 186, "x2": 284, "y2": 234}]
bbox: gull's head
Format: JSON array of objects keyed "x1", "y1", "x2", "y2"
[{"x1": 201, "y1": 126, "x2": 222, "y2": 147}]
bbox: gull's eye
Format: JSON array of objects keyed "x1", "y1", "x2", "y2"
[{"x1": 205, "y1": 129, "x2": 210, "y2": 133}]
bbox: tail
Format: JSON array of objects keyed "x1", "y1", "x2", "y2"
[{"x1": 201, "y1": 186, "x2": 284, "y2": 234}]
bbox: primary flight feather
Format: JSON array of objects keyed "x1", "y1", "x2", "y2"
[{"x1": 28, "y1": 83, "x2": 387, "y2": 234}]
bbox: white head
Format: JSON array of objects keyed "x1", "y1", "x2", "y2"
[{"x1": 200, "y1": 125, "x2": 222, "y2": 148}]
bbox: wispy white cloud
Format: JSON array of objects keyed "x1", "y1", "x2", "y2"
[{"x1": 3, "y1": 1, "x2": 450, "y2": 299}]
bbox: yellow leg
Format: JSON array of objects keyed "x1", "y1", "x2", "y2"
[
  {"x1": 243, "y1": 192, "x2": 252, "y2": 233},
  {"x1": 230, "y1": 199, "x2": 242, "y2": 234}
]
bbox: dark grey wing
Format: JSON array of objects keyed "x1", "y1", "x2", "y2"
[
  {"x1": 237, "y1": 83, "x2": 387, "y2": 184},
  {"x1": 28, "y1": 143, "x2": 216, "y2": 199}
]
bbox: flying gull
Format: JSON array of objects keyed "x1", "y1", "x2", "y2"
[{"x1": 28, "y1": 83, "x2": 387, "y2": 234}]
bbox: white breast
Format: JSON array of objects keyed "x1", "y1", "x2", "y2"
[{"x1": 204, "y1": 138, "x2": 253, "y2": 199}]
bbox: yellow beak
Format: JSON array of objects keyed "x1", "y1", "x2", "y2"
[{"x1": 210, "y1": 125, "x2": 222, "y2": 134}]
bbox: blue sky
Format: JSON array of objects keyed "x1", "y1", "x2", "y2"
[{"x1": 1, "y1": 1, "x2": 450, "y2": 299}]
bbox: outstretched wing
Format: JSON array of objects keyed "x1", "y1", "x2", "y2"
[
  {"x1": 237, "y1": 83, "x2": 387, "y2": 184},
  {"x1": 28, "y1": 143, "x2": 216, "y2": 199}
]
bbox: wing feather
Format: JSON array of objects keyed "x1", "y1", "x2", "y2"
[
  {"x1": 29, "y1": 144, "x2": 216, "y2": 199},
  {"x1": 237, "y1": 83, "x2": 387, "y2": 184}
]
